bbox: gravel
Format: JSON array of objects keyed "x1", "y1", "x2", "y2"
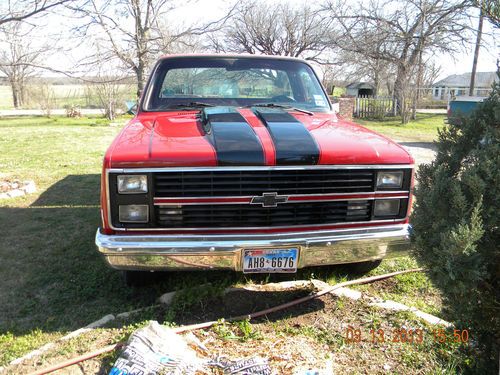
[{"x1": 398, "y1": 141, "x2": 437, "y2": 167}]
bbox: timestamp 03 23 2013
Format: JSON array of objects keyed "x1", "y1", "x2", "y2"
[{"x1": 345, "y1": 326, "x2": 470, "y2": 345}]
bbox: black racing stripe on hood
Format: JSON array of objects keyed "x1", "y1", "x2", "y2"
[
  {"x1": 202, "y1": 107, "x2": 265, "y2": 166},
  {"x1": 254, "y1": 108, "x2": 320, "y2": 165}
]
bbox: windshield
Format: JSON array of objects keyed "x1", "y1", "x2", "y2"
[{"x1": 143, "y1": 57, "x2": 331, "y2": 112}]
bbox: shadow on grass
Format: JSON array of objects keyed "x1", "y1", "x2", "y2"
[
  {"x1": 31, "y1": 174, "x2": 102, "y2": 207},
  {"x1": 0, "y1": 174, "x2": 343, "y2": 337}
]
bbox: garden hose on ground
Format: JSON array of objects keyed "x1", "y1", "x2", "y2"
[{"x1": 28, "y1": 268, "x2": 424, "y2": 375}]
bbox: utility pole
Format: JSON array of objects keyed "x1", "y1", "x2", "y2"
[{"x1": 470, "y1": 4, "x2": 485, "y2": 96}]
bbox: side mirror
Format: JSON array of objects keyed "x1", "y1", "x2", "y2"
[{"x1": 126, "y1": 100, "x2": 138, "y2": 115}]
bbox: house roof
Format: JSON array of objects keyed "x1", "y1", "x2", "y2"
[
  {"x1": 345, "y1": 82, "x2": 375, "y2": 89},
  {"x1": 433, "y1": 72, "x2": 498, "y2": 88}
]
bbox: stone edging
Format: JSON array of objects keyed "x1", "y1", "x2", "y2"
[
  {"x1": 0, "y1": 180, "x2": 36, "y2": 199},
  {"x1": 2, "y1": 279, "x2": 451, "y2": 372}
]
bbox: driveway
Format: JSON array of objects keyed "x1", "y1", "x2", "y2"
[
  {"x1": 398, "y1": 141, "x2": 437, "y2": 166},
  {"x1": 416, "y1": 108, "x2": 447, "y2": 114}
]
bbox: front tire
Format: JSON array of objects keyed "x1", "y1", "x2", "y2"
[
  {"x1": 344, "y1": 259, "x2": 382, "y2": 274},
  {"x1": 123, "y1": 270, "x2": 155, "y2": 287}
]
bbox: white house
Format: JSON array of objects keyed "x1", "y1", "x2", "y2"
[{"x1": 432, "y1": 72, "x2": 498, "y2": 100}]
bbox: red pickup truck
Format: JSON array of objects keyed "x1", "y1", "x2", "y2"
[{"x1": 96, "y1": 54, "x2": 413, "y2": 284}]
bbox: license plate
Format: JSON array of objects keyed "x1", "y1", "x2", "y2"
[{"x1": 243, "y1": 248, "x2": 299, "y2": 273}]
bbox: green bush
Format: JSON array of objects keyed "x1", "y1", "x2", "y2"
[{"x1": 412, "y1": 74, "x2": 499, "y2": 373}]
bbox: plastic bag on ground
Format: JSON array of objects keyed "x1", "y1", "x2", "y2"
[
  {"x1": 109, "y1": 321, "x2": 203, "y2": 375},
  {"x1": 208, "y1": 355, "x2": 272, "y2": 374}
]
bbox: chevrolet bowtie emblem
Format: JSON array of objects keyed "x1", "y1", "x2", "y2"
[{"x1": 250, "y1": 192, "x2": 289, "y2": 207}]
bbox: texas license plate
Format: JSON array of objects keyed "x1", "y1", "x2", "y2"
[{"x1": 243, "y1": 248, "x2": 299, "y2": 273}]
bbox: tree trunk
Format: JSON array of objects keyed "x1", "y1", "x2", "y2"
[
  {"x1": 394, "y1": 64, "x2": 410, "y2": 124},
  {"x1": 12, "y1": 90, "x2": 19, "y2": 108},
  {"x1": 20, "y1": 82, "x2": 27, "y2": 107},
  {"x1": 135, "y1": 61, "x2": 145, "y2": 98},
  {"x1": 470, "y1": 6, "x2": 484, "y2": 96},
  {"x1": 11, "y1": 82, "x2": 21, "y2": 108},
  {"x1": 374, "y1": 70, "x2": 379, "y2": 97},
  {"x1": 386, "y1": 81, "x2": 393, "y2": 96}
]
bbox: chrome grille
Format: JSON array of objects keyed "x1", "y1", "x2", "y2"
[
  {"x1": 156, "y1": 200, "x2": 372, "y2": 228},
  {"x1": 154, "y1": 170, "x2": 375, "y2": 197}
]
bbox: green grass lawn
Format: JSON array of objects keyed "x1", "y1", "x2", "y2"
[
  {"x1": 356, "y1": 113, "x2": 445, "y2": 143},
  {"x1": 0, "y1": 115, "x2": 469, "y2": 373}
]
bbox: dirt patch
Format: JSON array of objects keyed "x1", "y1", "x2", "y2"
[
  {"x1": 170, "y1": 288, "x2": 318, "y2": 325},
  {"x1": 185, "y1": 292, "x2": 450, "y2": 374},
  {"x1": 6, "y1": 282, "x2": 463, "y2": 374},
  {"x1": 166, "y1": 286, "x2": 456, "y2": 374}
]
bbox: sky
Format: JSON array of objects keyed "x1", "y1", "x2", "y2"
[{"x1": 20, "y1": 0, "x2": 500, "y2": 81}]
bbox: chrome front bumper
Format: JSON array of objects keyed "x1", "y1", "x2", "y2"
[{"x1": 96, "y1": 224, "x2": 412, "y2": 271}]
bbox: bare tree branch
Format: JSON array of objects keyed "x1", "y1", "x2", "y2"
[
  {"x1": 0, "y1": 21, "x2": 53, "y2": 107},
  {"x1": 476, "y1": 0, "x2": 500, "y2": 28},
  {"x1": 72, "y1": 0, "x2": 235, "y2": 96},
  {"x1": 321, "y1": 0, "x2": 472, "y2": 123},
  {"x1": 206, "y1": 1, "x2": 335, "y2": 62},
  {"x1": 0, "y1": 0, "x2": 75, "y2": 26}
]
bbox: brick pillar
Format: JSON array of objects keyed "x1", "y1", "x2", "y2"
[{"x1": 338, "y1": 97, "x2": 355, "y2": 121}]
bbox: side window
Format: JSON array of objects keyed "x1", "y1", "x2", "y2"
[
  {"x1": 249, "y1": 69, "x2": 293, "y2": 98},
  {"x1": 272, "y1": 70, "x2": 293, "y2": 98},
  {"x1": 298, "y1": 69, "x2": 328, "y2": 108}
]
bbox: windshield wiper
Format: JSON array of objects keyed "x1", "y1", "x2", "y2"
[
  {"x1": 166, "y1": 102, "x2": 215, "y2": 109},
  {"x1": 250, "y1": 103, "x2": 313, "y2": 116}
]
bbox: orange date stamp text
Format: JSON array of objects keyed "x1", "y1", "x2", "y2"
[{"x1": 345, "y1": 326, "x2": 470, "y2": 345}]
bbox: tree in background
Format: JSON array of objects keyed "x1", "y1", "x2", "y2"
[
  {"x1": 91, "y1": 76, "x2": 129, "y2": 120},
  {"x1": 76, "y1": 0, "x2": 174, "y2": 96},
  {"x1": 335, "y1": 48, "x2": 396, "y2": 96},
  {"x1": 208, "y1": 1, "x2": 333, "y2": 61},
  {"x1": 322, "y1": 0, "x2": 471, "y2": 123},
  {"x1": 480, "y1": 0, "x2": 500, "y2": 28},
  {"x1": 76, "y1": 0, "x2": 233, "y2": 96},
  {"x1": 0, "y1": 22, "x2": 49, "y2": 108},
  {"x1": 412, "y1": 74, "x2": 500, "y2": 372},
  {"x1": 29, "y1": 82, "x2": 57, "y2": 116},
  {"x1": 84, "y1": 48, "x2": 133, "y2": 120}
]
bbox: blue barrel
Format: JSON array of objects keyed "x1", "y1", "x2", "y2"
[{"x1": 449, "y1": 97, "x2": 484, "y2": 117}]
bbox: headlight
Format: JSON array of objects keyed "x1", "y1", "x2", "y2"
[
  {"x1": 376, "y1": 171, "x2": 403, "y2": 189},
  {"x1": 374, "y1": 199, "x2": 400, "y2": 217},
  {"x1": 119, "y1": 205, "x2": 149, "y2": 222},
  {"x1": 117, "y1": 175, "x2": 148, "y2": 194}
]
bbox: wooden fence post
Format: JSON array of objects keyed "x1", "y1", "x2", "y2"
[{"x1": 353, "y1": 96, "x2": 398, "y2": 119}]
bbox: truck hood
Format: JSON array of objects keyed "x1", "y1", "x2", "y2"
[{"x1": 108, "y1": 108, "x2": 413, "y2": 168}]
